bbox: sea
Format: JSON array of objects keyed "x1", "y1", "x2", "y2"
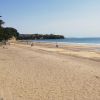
[{"x1": 32, "y1": 38, "x2": 100, "y2": 45}]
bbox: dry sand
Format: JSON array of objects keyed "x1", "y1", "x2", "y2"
[{"x1": 0, "y1": 43, "x2": 100, "y2": 100}]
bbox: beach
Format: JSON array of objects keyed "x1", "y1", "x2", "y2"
[{"x1": 0, "y1": 42, "x2": 100, "y2": 100}]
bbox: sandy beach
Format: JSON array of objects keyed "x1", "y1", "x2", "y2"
[{"x1": 0, "y1": 42, "x2": 100, "y2": 100}]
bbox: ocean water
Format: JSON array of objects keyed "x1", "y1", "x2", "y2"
[{"x1": 32, "y1": 38, "x2": 100, "y2": 45}]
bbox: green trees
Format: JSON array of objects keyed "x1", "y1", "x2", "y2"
[
  {"x1": 0, "y1": 16, "x2": 64, "y2": 41},
  {"x1": 0, "y1": 19, "x2": 4, "y2": 28},
  {"x1": 3, "y1": 27, "x2": 19, "y2": 40},
  {"x1": 0, "y1": 18, "x2": 5, "y2": 41},
  {"x1": 0, "y1": 28, "x2": 4, "y2": 41},
  {"x1": 19, "y1": 34, "x2": 64, "y2": 40},
  {"x1": 0, "y1": 17, "x2": 19, "y2": 41}
]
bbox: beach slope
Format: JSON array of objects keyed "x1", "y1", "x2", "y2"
[{"x1": 0, "y1": 44, "x2": 100, "y2": 100}]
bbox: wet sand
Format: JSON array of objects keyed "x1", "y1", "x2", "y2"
[{"x1": 0, "y1": 43, "x2": 100, "y2": 100}]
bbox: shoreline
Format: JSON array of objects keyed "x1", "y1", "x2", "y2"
[
  {"x1": 15, "y1": 41, "x2": 100, "y2": 61},
  {"x1": 17, "y1": 40, "x2": 100, "y2": 48}
]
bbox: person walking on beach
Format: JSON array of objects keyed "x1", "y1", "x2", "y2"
[
  {"x1": 56, "y1": 44, "x2": 59, "y2": 48},
  {"x1": 2, "y1": 40, "x2": 7, "y2": 49},
  {"x1": 31, "y1": 43, "x2": 34, "y2": 47},
  {"x1": 56, "y1": 40, "x2": 59, "y2": 48}
]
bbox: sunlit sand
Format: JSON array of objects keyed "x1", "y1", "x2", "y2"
[{"x1": 0, "y1": 43, "x2": 100, "y2": 100}]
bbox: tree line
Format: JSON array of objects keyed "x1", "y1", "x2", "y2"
[
  {"x1": 0, "y1": 17, "x2": 64, "y2": 41},
  {"x1": 19, "y1": 34, "x2": 64, "y2": 40},
  {"x1": 0, "y1": 17, "x2": 19, "y2": 42}
]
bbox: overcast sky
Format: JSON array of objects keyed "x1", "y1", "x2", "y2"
[{"x1": 0, "y1": 0, "x2": 100, "y2": 37}]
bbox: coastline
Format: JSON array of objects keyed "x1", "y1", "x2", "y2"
[{"x1": 16, "y1": 41, "x2": 100, "y2": 61}]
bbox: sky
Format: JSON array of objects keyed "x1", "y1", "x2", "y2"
[{"x1": 0, "y1": 0, "x2": 100, "y2": 37}]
